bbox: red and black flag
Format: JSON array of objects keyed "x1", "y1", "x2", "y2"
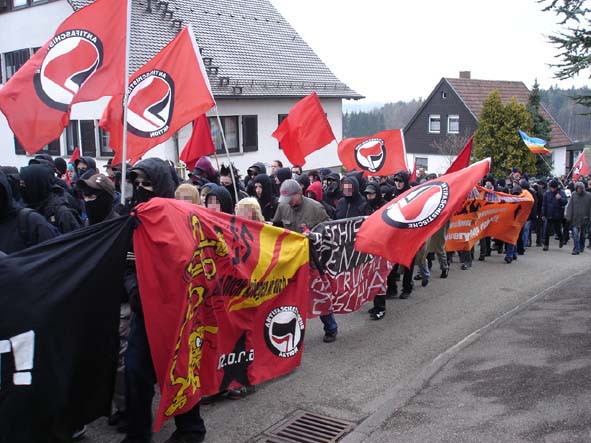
[
  {"x1": 572, "y1": 150, "x2": 591, "y2": 181},
  {"x1": 133, "y1": 199, "x2": 310, "y2": 430},
  {"x1": 101, "y1": 26, "x2": 215, "y2": 165},
  {"x1": 355, "y1": 158, "x2": 491, "y2": 268},
  {"x1": 0, "y1": 217, "x2": 133, "y2": 443},
  {"x1": 272, "y1": 93, "x2": 335, "y2": 167},
  {"x1": 338, "y1": 130, "x2": 407, "y2": 177},
  {"x1": 0, "y1": 0, "x2": 127, "y2": 154}
]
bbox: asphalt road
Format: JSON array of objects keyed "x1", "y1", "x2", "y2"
[
  {"x1": 363, "y1": 262, "x2": 591, "y2": 443},
  {"x1": 85, "y1": 240, "x2": 590, "y2": 443}
]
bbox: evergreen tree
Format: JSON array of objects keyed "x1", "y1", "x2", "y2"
[
  {"x1": 542, "y1": 1, "x2": 591, "y2": 110},
  {"x1": 474, "y1": 91, "x2": 537, "y2": 177},
  {"x1": 527, "y1": 80, "x2": 553, "y2": 176}
]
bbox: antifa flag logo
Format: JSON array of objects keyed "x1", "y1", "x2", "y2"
[
  {"x1": 127, "y1": 70, "x2": 175, "y2": 138},
  {"x1": 34, "y1": 30, "x2": 103, "y2": 111},
  {"x1": 383, "y1": 182, "x2": 450, "y2": 229},
  {"x1": 264, "y1": 306, "x2": 305, "y2": 359},
  {"x1": 574, "y1": 160, "x2": 582, "y2": 175},
  {"x1": 355, "y1": 138, "x2": 386, "y2": 173}
]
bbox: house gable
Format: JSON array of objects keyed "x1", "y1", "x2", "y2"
[
  {"x1": 446, "y1": 78, "x2": 572, "y2": 148},
  {"x1": 404, "y1": 78, "x2": 477, "y2": 155}
]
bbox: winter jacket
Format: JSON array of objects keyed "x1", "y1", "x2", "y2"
[
  {"x1": 541, "y1": 188, "x2": 567, "y2": 220},
  {"x1": 566, "y1": 190, "x2": 591, "y2": 226},
  {"x1": 20, "y1": 165, "x2": 82, "y2": 234},
  {"x1": 252, "y1": 174, "x2": 278, "y2": 221},
  {"x1": 0, "y1": 169, "x2": 58, "y2": 253},
  {"x1": 335, "y1": 177, "x2": 368, "y2": 219}
]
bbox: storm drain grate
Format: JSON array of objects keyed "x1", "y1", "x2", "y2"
[{"x1": 257, "y1": 410, "x2": 355, "y2": 443}]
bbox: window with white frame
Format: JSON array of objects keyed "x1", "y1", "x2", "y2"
[
  {"x1": 448, "y1": 115, "x2": 459, "y2": 134},
  {"x1": 66, "y1": 120, "x2": 113, "y2": 158},
  {"x1": 428, "y1": 115, "x2": 441, "y2": 133}
]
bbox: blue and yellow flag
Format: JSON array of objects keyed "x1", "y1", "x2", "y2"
[{"x1": 518, "y1": 129, "x2": 551, "y2": 155}]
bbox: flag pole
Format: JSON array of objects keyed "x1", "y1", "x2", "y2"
[
  {"x1": 120, "y1": 0, "x2": 132, "y2": 205},
  {"x1": 537, "y1": 152, "x2": 553, "y2": 176},
  {"x1": 214, "y1": 106, "x2": 239, "y2": 203}
]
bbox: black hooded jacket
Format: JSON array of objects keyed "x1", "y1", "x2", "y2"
[
  {"x1": 363, "y1": 182, "x2": 385, "y2": 215},
  {"x1": 244, "y1": 161, "x2": 267, "y2": 188},
  {"x1": 252, "y1": 174, "x2": 278, "y2": 221},
  {"x1": 130, "y1": 158, "x2": 176, "y2": 200},
  {"x1": 73, "y1": 156, "x2": 97, "y2": 183},
  {"x1": 0, "y1": 169, "x2": 58, "y2": 253},
  {"x1": 335, "y1": 177, "x2": 368, "y2": 219},
  {"x1": 206, "y1": 186, "x2": 234, "y2": 214},
  {"x1": 20, "y1": 165, "x2": 82, "y2": 234},
  {"x1": 323, "y1": 172, "x2": 342, "y2": 208},
  {"x1": 393, "y1": 171, "x2": 411, "y2": 197}
]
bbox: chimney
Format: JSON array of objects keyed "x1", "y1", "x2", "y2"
[{"x1": 459, "y1": 71, "x2": 471, "y2": 79}]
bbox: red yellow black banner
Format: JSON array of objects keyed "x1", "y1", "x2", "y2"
[{"x1": 133, "y1": 199, "x2": 309, "y2": 430}]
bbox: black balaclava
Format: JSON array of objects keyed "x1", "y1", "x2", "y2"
[
  {"x1": 19, "y1": 164, "x2": 54, "y2": 210},
  {"x1": 85, "y1": 190, "x2": 113, "y2": 225}
]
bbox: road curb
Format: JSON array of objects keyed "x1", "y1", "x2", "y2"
[{"x1": 340, "y1": 269, "x2": 588, "y2": 443}]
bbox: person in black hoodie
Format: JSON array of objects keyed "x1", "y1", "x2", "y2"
[
  {"x1": 389, "y1": 171, "x2": 414, "y2": 299},
  {"x1": 323, "y1": 172, "x2": 342, "y2": 209},
  {"x1": 0, "y1": 169, "x2": 58, "y2": 253},
  {"x1": 362, "y1": 182, "x2": 384, "y2": 215},
  {"x1": 219, "y1": 164, "x2": 248, "y2": 206},
  {"x1": 251, "y1": 174, "x2": 277, "y2": 221},
  {"x1": 20, "y1": 164, "x2": 82, "y2": 234},
  {"x1": 73, "y1": 156, "x2": 98, "y2": 184},
  {"x1": 335, "y1": 176, "x2": 367, "y2": 219},
  {"x1": 205, "y1": 186, "x2": 234, "y2": 214},
  {"x1": 76, "y1": 174, "x2": 117, "y2": 225},
  {"x1": 124, "y1": 158, "x2": 206, "y2": 443},
  {"x1": 244, "y1": 161, "x2": 267, "y2": 189}
]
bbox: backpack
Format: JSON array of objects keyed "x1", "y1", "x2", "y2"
[{"x1": 16, "y1": 208, "x2": 35, "y2": 248}]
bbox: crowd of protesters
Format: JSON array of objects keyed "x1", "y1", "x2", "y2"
[{"x1": 1, "y1": 154, "x2": 590, "y2": 443}]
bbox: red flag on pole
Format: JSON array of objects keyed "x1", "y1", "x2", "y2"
[
  {"x1": 572, "y1": 151, "x2": 590, "y2": 181},
  {"x1": 179, "y1": 114, "x2": 215, "y2": 171},
  {"x1": 272, "y1": 93, "x2": 335, "y2": 166},
  {"x1": 0, "y1": 0, "x2": 127, "y2": 154},
  {"x1": 69, "y1": 146, "x2": 81, "y2": 164},
  {"x1": 337, "y1": 129, "x2": 407, "y2": 176},
  {"x1": 101, "y1": 26, "x2": 215, "y2": 166},
  {"x1": 445, "y1": 135, "x2": 474, "y2": 175},
  {"x1": 409, "y1": 159, "x2": 417, "y2": 182},
  {"x1": 355, "y1": 158, "x2": 491, "y2": 268}
]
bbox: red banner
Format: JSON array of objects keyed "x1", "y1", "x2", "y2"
[
  {"x1": 272, "y1": 92, "x2": 335, "y2": 166},
  {"x1": 445, "y1": 135, "x2": 473, "y2": 175},
  {"x1": 309, "y1": 217, "x2": 393, "y2": 316},
  {"x1": 133, "y1": 199, "x2": 309, "y2": 430},
  {"x1": 179, "y1": 114, "x2": 215, "y2": 171},
  {"x1": 0, "y1": 0, "x2": 126, "y2": 153},
  {"x1": 338, "y1": 130, "x2": 407, "y2": 177},
  {"x1": 445, "y1": 186, "x2": 534, "y2": 251},
  {"x1": 101, "y1": 26, "x2": 215, "y2": 165},
  {"x1": 355, "y1": 158, "x2": 491, "y2": 268}
]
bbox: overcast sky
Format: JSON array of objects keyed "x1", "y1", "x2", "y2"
[{"x1": 270, "y1": 0, "x2": 589, "y2": 104}]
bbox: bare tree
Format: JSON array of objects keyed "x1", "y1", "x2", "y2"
[{"x1": 431, "y1": 132, "x2": 472, "y2": 168}]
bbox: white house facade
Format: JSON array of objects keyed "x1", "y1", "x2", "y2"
[{"x1": 0, "y1": 0, "x2": 361, "y2": 175}]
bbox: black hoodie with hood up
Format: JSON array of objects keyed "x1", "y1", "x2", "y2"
[
  {"x1": 206, "y1": 186, "x2": 234, "y2": 214},
  {"x1": 129, "y1": 158, "x2": 176, "y2": 203},
  {"x1": 363, "y1": 182, "x2": 385, "y2": 215},
  {"x1": 252, "y1": 174, "x2": 278, "y2": 221},
  {"x1": 335, "y1": 176, "x2": 368, "y2": 219},
  {"x1": 0, "y1": 169, "x2": 58, "y2": 253},
  {"x1": 20, "y1": 164, "x2": 83, "y2": 234}
]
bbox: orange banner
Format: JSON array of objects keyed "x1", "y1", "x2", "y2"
[{"x1": 445, "y1": 186, "x2": 534, "y2": 251}]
